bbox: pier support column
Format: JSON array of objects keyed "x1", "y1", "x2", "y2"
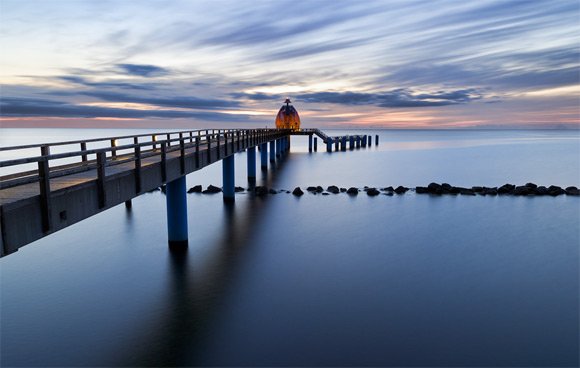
[
  {"x1": 362, "y1": 136, "x2": 367, "y2": 147},
  {"x1": 287, "y1": 136, "x2": 290, "y2": 151},
  {"x1": 350, "y1": 136, "x2": 354, "y2": 150},
  {"x1": 260, "y1": 143, "x2": 268, "y2": 170},
  {"x1": 166, "y1": 176, "x2": 188, "y2": 248},
  {"x1": 270, "y1": 140, "x2": 276, "y2": 162},
  {"x1": 341, "y1": 137, "x2": 346, "y2": 151},
  {"x1": 314, "y1": 137, "x2": 318, "y2": 151},
  {"x1": 276, "y1": 139, "x2": 281, "y2": 157},
  {"x1": 334, "y1": 141, "x2": 339, "y2": 151},
  {"x1": 375, "y1": 134, "x2": 379, "y2": 145},
  {"x1": 309, "y1": 135, "x2": 313, "y2": 152},
  {"x1": 356, "y1": 136, "x2": 360, "y2": 148},
  {"x1": 327, "y1": 138, "x2": 333, "y2": 152},
  {"x1": 247, "y1": 147, "x2": 256, "y2": 181},
  {"x1": 368, "y1": 135, "x2": 372, "y2": 146},
  {"x1": 223, "y1": 155, "x2": 235, "y2": 202}
]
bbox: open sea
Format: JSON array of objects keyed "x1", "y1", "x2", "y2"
[{"x1": 1, "y1": 128, "x2": 579, "y2": 367}]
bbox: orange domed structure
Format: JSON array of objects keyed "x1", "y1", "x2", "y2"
[{"x1": 275, "y1": 98, "x2": 301, "y2": 130}]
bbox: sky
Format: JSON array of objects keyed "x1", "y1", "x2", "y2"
[{"x1": 1, "y1": 0, "x2": 579, "y2": 129}]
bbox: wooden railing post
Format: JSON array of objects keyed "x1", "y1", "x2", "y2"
[
  {"x1": 134, "y1": 138, "x2": 141, "y2": 194},
  {"x1": 195, "y1": 136, "x2": 200, "y2": 168},
  {"x1": 207, "y1": 133, "x2": 212, "y2": 164},
  {"x1": 216, "y1": 132, "x2": 221, "y2": 159},
  {"x1": 97, "y1": 151, "x2": 107, "y2": 209},
  {"x1": 180, "y1": 135, "x2": 185, "y2": 174},
  {"x1": 38, "y1": 145, "x2": 52, "y2": 232},
  {"x1": 161, "y1": 142, "x2": 167, "y2": 182},
  {"x1": 110, "y1": 139, "x2": 117, "y2": 159},
  {"x1": 166, "y1": 134, "x2": 171, "y2": 147},
  {"x1": 80, "y1": 142, "x2": 87, "y2": 163}
]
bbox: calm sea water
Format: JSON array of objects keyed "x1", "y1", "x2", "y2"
[{"x1": 1, "y1": 129, "x2": 579, "y2": 367}]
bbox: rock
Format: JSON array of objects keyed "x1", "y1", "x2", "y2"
[
  {"x1": 306, "y1": 186, "x2": 317, "y2": 192},
  {"x1": 415, "y1": 186, "x2": 428, "y2": 194},
  {"x1": 513, "y1": 186, "x2": 531, "y2": 196},
  {"x1": 383, "y1": 191, "x2": 394, "y2": 196},
  {"x1": 254, "y1": 186, "x2": 268, "y2": 196},
  {"x1": 316, "y1": 186, "x2": 324, "y2": 193},
  {"x1": 322, "y1": 192, "x2": 330, "y2": 195},
  {"x1": 187, "y1": 185, "x2": 202, "y2": 193},
  {"x1": 394, "y1": 186, "x2": 409, "y2": 194},
  {"x1": 472, "y1": 186, "x2": 483, "y2": 192},
  {"x1": 202, "y1": 185, "x2": 222, "y2": 194},
  {"x1": 286, "y1": 191, "x2": 291, "y2": 194},
  {"x1": 269, "y1": 189, "x2": 278, "y2": 195},
  {"x1": 327, "y1": 185, "x2": 340, "y2": 194},
  {"x1": 382, "y1": 186, "x2": 394, "y2": 192},
  {"x1": 367, "y1": 188, "x2": 380, "y2": 196},
  {"x1": 442, "y1": 183, "x2": 452, "y2": 190},
  {"x1": 460, "y1": 188, "x2": 476, "y2": 196},
  {"x1": 525, "y1": 182, "x2": 537, "y2": 189},
  {"x1": 347, "y1": 187, "x2": 359, "y2": 195},
  {"x1": 449, "y1": 187, "x2": 461, "y2": 194},
  {"x1": 427, "y1": 182, "x2": 441, "y2": 193},
  {"x1": 533, "y1": 186, "x2": 547, "y2": 196},
  {"x1": 548, "y1": 185, "x2": 566, "y2": 196},
  {"x1": 340, "y1": 187, "x2": 347, "y2": 192},
  {"x1": 498, "y1": 184, "x2": 515, "y2": 194},
  {"x1": 565, "y1": 186, "x2": 579, "y2": 196},
  {"x1": 292, "y1": 187, "x2": 304, "y2": 196},
  {"x1": 483, "y1": 187, "x2": 498, "y2": 195},
  {"x1": 234, "y1": 186, "x2": 245, "y2": 192}
]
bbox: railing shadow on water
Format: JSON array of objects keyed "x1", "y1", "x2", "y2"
[{"x1": 116, "y1": 152, "x2": 293, "y2": 367}]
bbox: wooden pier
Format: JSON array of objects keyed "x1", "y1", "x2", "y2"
[{"x1": 0, "y1": 128, "x2": 375, "y2": 256}]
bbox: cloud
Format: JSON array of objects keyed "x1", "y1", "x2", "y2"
[
  {"x1": 294, "y1": 89, "x2": 483, "y2": 108},
  {"x1": 80, "y1": 91, "x2": 241, "y2": 110},
  {"x1": 115, "y1": 64, "x2": 169, "y2": 77},
  {"x1": 0, "y1": 97, "x2": 251, "y2": 122},
  {"x1": 58, "y1": 76, "x2": 154, "y2": 90}
]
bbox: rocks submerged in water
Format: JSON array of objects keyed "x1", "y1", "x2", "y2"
[
  {"x1": 292, "y1": 187, "x2": 304, "y2": 196},
  {"x1": 327, "y1": 185, "x2": 340, "y2": 194},
  {"x1": 366, "y1": 188, "x2": 380, "y2": 196},
  {"x1": 187, "y1": 185, "x2": 202, "y2": 193},
  {"x1": 202, "y1": 185, "x2": 222, "y2": 194},
  {"x1": 346, "y1": 187, "x2": 359, "y2": 195}
]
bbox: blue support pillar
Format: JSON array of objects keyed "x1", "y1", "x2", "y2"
[
  {"x1": 309, "y1": 135, "x2": 313, "y2": 152},
  {"x1": 350, "y1": 136, "x2": 354, "y2": 150},
  {"x1": 223, "y1": 155, "x2": 235, "y2": 202},
  {"x1": 276, "y1": 139, "x2": 281, "y2": 157},
  {"x1": 368, "y1": 135, "x2": 372, "y2": 146},
  {"x1": 375, "y1": 134, "x2": 379, "y2": 145},
  {"x1": 356, "y1": 136, "x2": 360, "y2": 148},
  {"x1": 287, "y1": 136, "x2": 291, "y2": 151},
  {"x1": 314, "y1": 137, "x2": 318, "y2": 151},
  {"x1": 270, "y1": 140, "x2": 275, "y2": 162},
  {"x1": 166, "y1": 176, "x2": 188, "y2": 248},
  {"x1": 260, "y1": 143, "x2": 268, "y2": 170},
  {"x1": 341, "y1": 136, "x2": 346, "y2": 151},
  {"x1": 247, "y1": 146, "x2": 256, "y2": 181},
  {"x1": 327, "y1": 138, "x2": 333, "y2": 152}
]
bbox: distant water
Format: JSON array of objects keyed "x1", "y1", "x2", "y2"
[{"x1": 1, "y1": 129, "x2": 579, "y2": 367}]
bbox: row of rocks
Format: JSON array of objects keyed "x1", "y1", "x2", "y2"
[{"x1": 151, "y1": 183, "x2": 579, "y2": 197}]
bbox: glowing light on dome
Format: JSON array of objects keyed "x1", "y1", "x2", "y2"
[{"x1": 275, "y1": 98, "x2": 301, "y2": 130}]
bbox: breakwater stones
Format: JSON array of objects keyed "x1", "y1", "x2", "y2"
[{"x1": 178, "y1": 183, "x2": 579, "y2": 197}]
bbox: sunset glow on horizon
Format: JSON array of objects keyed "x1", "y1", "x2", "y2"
[{"x1": 1, "y1": 0, "x2": 578, "y2": 130}]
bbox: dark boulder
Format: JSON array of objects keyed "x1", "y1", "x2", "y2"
[
  {"x1": 340, "y1": 187, "x2": 347, "y2": 193},
  {"x1": 513, "y1": 186, "x2": 531, "y2": 196},
  {"x1": 254, "y1": 186, "x2": 268, "y2": 196},
  {"x1": 415, "y1": 186, "x2": 428, "y2": 194},
  {"x1": 449, "y1": 187, "x2": 461, "y2": 194},
  {"x1": 498, "y1": 184, "x2": 515, "y2": 194},
  {"x1": 327, "y1": 185, "x2": 340, "y2": 194},
  {"x1": 442, "y1": 183, "x2": 452, "y2": 190},
  {"x1": 460, "y1": 188, "x2": 476, "y2": 196},
  {"x1": 269, "y1": 189, "x2": 278, "y2": 195},
  {"x1": 382, "y1": 186, "x2": 394, "y2": 192},
  {"x1": 483, "y1": 187, "x2": 498, "y2": 195},
  {"x1": 202, "y1": 185, "x2": 222, "y2": 194},
  {"x1": 394, "y1": 186, "x2": 409, "y2": 194},
  {"x1": 472, "y1": 186, "x2": 483, "y2": 193},
  {"x1": 234, "y1": 186, "x2": 245, "y2": 192},
  {"x1": 525, "y1": 182, "x2": 538, "y2": 189},
  {"x1": 548, "y1": 185, "x2": 566, "y2": 196},
  {"x1": 347, "y1": 187, "x2": 359, "y2": 195},
  {"x1": 322, "y1": 192, "x2": 330, "y2": 195},
  {"x1": 367, "y1": 188, "x2": 380, "y2": 196},
  {"x1": 316, "y1": 186, "x2": 324, "y2": 193},
  {"x1": 187, "y1": 185, "x2": 202, "y2": 193},
  {"x1": 292, "y1": 187, "x2": 304, "y2": 196},
  {"x1": 565, "y1": 186, "x2": 579, "y2": 196},
  {"x1": 427, "y1": 183, "x2": 442, "y2": 193},
  {"x1": 306, "y1": 186, "x2": 317, "y2": 192}
]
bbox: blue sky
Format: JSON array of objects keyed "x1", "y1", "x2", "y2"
[{"x1": 1, "y1": 0, "x2": 578, "y2": 129}]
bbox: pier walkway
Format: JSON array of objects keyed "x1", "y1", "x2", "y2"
[{"x1": 0, "y1": 128, "x2": 375, "y2": 256}]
